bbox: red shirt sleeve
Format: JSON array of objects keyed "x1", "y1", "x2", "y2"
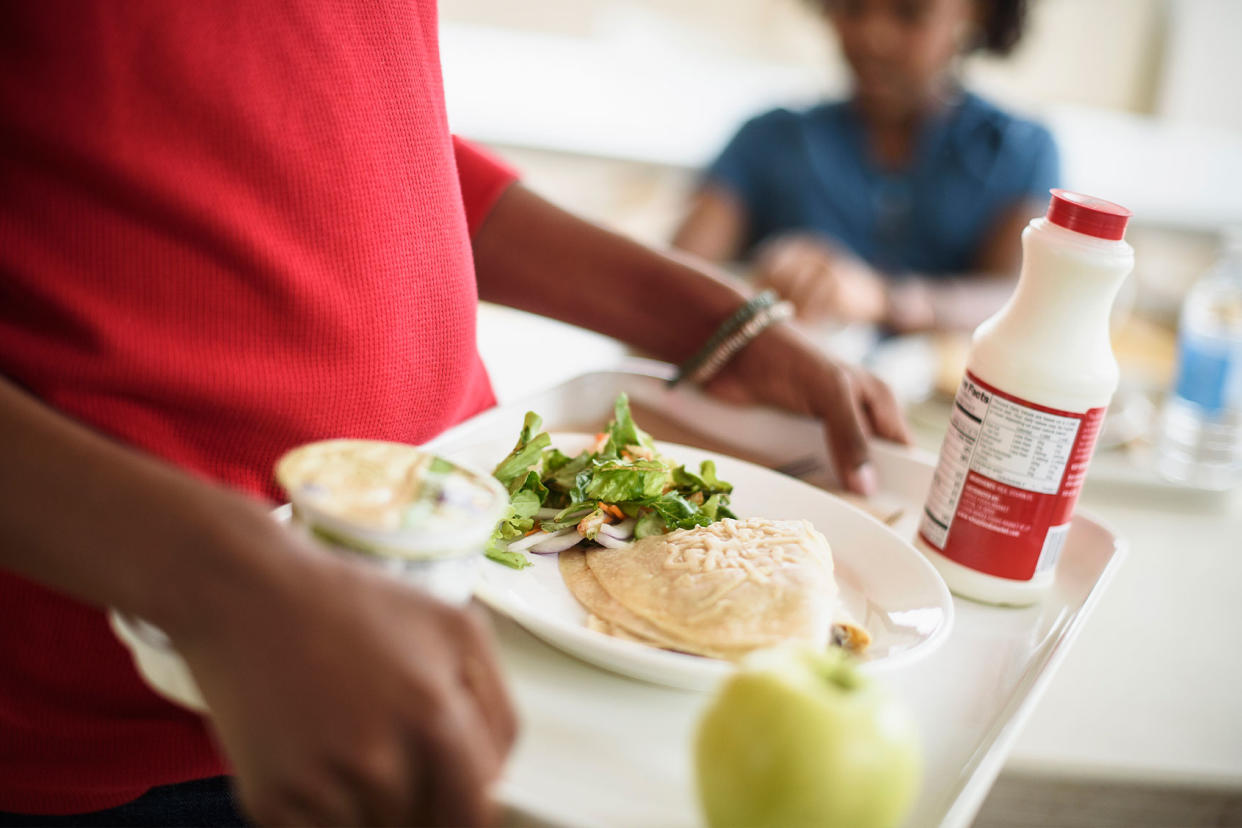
[{"x1": 453, "y1": 135, "x2": 519, "y2": 237}]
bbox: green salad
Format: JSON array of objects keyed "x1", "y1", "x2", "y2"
[{"x1": 486, "y1": 393, "x2": 736, "y2": 569}]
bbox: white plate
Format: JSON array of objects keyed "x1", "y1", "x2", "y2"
[{"x1": 446, "y1": 433, "x2": 954, "y2": 692}]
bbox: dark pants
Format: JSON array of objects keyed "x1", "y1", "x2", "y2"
[{"x1": 0, "y1": 777, "x2": 246, "y2": 827}]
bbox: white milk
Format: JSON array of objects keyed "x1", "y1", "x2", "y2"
[{"x1": 916, "y1": 191, "x2": 1134, "y2": 605}]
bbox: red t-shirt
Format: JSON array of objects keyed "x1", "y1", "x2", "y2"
[{"x1": 0, "y1": 1, "x2": 516, "y2": 814}]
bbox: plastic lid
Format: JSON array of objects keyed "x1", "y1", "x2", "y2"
[{"x1": 1046, "y1": 189, "x2": 1131, "y2": 240}]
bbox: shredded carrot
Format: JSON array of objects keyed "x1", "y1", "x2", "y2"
[
  {"x1": 524, "y1": 525, "x2": 541, "y2": 537},
  {"x1": 601, "y1": 503, "x2": 625, "y2": 520}
]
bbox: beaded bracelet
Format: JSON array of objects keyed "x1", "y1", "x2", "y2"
[
  {"x1": 667, "y1": 290, "x2": 777, "y2": 387},
  {"x1": 668, "y1": 291, "x2": 794, "y2": 387}
]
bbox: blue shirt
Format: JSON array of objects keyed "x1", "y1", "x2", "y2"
[{"x1": 706, "y1": 93, "x2": 1059, "y2": 276}]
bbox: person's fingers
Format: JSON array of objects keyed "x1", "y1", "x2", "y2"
[
  {"x1": 755, "y1": 240, "x2": 795, "y2": 287},
  {"x1": 778, "y1": 255, "x2": 833, "y2": 318},
  {"x1": 759, "y1": 238, "x2": 820, "y2": 291},
  {"x1": 423, "y1": 695, "x2": 501, "y2": 827},
  {"x1": 854, "y1": 369, "x2": 913, "y2": 446},
  {"x1": 787, "y1": 257, "x2": 821, "y2": 308},
  {"x1": 812, "y1": 364, "x2": 876, "y2": 496},
  {"x1": 759, "y1": 237, "x2": 805, "y2": 277},
  {"x1": 328, "y1": 736, "x2": 421, "y2": 827},
  {"x1": 458, "y1": 607, "x2": 519, "y2": 757},
  {"x1": 828, "y1": 267, "x2": 866, "y2": 319},
  {"x1": 241, "y1": 772, "x2": 362, "y2": 828},
  {"x1": 756, "y1": 249, "x2": 798, "y2": 293},
  {"x1": 799, "y1": 260, "x2": 845, "y2": 319},
  {"x1": 236, "y1": 780, "x2": 292, "y2": 827}
]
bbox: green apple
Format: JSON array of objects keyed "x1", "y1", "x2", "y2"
[{"x1": 695, "y1": 645, "x2": 920, "y2": 828}]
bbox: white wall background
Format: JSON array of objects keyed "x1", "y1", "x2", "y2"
[{"x1": 1157, "y1": 0, "x2": 1242, "y2": 132}]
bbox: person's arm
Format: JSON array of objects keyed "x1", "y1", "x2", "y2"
[
  {"x1": 472, "y1": 183, "x2": 910, "y2": 495},
  {"x1": 729, "y1": 198, "x2": 1042, "y2": 333},
  {"x1": 671, "y1": 184, "x2": 749, "y2": 264},
  {"x1": 671, "y1": 112, "x2": 776, "y2": 266},
  {"x1": 0, "y1": 376, "x2": 515, "y2": 826}
]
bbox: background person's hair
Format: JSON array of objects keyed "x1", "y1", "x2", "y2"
[
  {"x1": 976, "y1": 0, "x2": 1029, "y2": 56},
  {"x1": 813, "y1": 0, "x2": 1032, "y2": 57}
]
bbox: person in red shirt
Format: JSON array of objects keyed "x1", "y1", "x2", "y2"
[{"x1": 0, "y1": 2, "x2": 908, "y2": 825}]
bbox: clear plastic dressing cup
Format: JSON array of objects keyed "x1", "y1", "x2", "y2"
[{"x1": 275, "y1": 439, "x2": 509, "y2": 606}]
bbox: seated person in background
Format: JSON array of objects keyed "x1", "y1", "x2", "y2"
[{"x1": 673, "y1": 0, "x2": 1058, "y2": 333}]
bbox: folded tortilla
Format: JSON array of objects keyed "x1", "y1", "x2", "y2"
[{"x1": 561, "y1": 517, "x2": 869, "y2": 660}]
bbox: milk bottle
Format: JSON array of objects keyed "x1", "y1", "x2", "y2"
[{"x1": 917, "y1": 190, "x2": 1134, "y2": 605}]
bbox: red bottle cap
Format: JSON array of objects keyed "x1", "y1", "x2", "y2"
[{"x1": 1045, "y1": 189, "x2": 1131, "y2": 240}]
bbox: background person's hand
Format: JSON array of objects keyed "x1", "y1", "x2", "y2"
[
  {"x1": 166, "y1": 527, "x2": 517, "y2": 828},
  {"x1": 754, "y1": 233, "x2": 888, "y2": 324},
  {"x1": 704, "y1": 320, "x2": 912, "y2": 496}
]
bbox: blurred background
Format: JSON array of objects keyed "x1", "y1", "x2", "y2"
[
  {"x1": 450, "y1": 0, "x2": 1242, "y2": 428},
  {"x1": 444, "y1": 0, "x2": 1239, "y2": 286},
  {"x1": 446, "y1": 1, "x2": 1242, "y2": 825},
  {"x1": 453, "y1": 0, "x2": 1242, "y2": 492}
]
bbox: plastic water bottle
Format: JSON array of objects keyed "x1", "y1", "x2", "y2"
[{"x1": 1156, "y1": 232, "x2": 1242, "y2": 490}]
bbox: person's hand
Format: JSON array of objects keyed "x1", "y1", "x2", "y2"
[
  {"x1": 754, "y1": 234, "x2": 888, "y2": 324},
  {"x1": 704, "y1": 321, "x2": 912, "y2": 496},
  {"x1": 165, "y1": 524, "x2": 517, "y2": 827}
]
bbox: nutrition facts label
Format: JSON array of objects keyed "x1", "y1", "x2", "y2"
[
  {"x1": 968, "y1": 388, "x2": 1081, "y2": 495},
  {"x1": 921, "y1": 377, "x2": 993, "y2": 549},
  {"x1": 920, "y1": 372, "x2": 1104, "y2": 581}
]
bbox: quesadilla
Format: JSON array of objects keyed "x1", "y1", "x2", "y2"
[{"x1": 560, "y1": 517, "x2": 869, "y2": 660}]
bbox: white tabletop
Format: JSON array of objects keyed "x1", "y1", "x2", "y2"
[
  {"x1": 1002, "y1": 480, "x2": 1242, "y2": 787},
  {"x1": 476, "y1": 303, "x2": 1242, "y2": 792}
]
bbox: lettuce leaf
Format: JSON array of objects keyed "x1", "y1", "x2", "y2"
[
  {"x1": 494, "y1": 489, "x2": 540, "y2": 541},
  {"x1": 542, "y1": 447, "x2": 573, "y2": 474},
  {"x1": 568, "y1": 467, "x2": 593, "y2": 505},
  {"x1": 485, "y1": 536, "x2": 532, "y2": 569},
  {"x1": 584, "y1": 459, "x2": 671, "y2": 503},
  {"x1": 492, "y1": 412, "x2": 551, "y2": 488},
  {"x1": 508, "y1": 469, "x2": 548, "y2": 500},
  {"x1": 538, "y1": 503, "x2": 594, "y2": 532},
  {"x1": 546, "y1": 451, "x2": 592, "y2": 493},
  {"x1": 485, "y1": 393, "x2": 736, "y2": 567},
  {"x1": 601, "y1": 393, "x2": 654, "y2": 458},
  {"x1": 695, "y1": 460, "x2": 733, "y2": 495},
  {"x1": 672, "y1": 460, "x2": 733, "y2": 496},
  {"x1": 639, "y1": 490, "x2": 735, "y2": 534},
  {"x1": 634, "y1": 510, "x2": 666, "y2": 539},
  {"x1": 700, "y1": 493, "x2": 736, "y2": 522},
  {"x1": 645, "y1": 492, "x2": 711, "y2": 531}
]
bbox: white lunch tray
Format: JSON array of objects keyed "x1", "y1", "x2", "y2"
[{"x1": 427, "y1": 360, "x2": 1126, "y2": 828}]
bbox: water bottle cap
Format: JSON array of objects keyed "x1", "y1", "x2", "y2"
[{"x1": 1046, "y1": 189, "x2": 1131, "y2": 241}]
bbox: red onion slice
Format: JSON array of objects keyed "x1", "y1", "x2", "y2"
[
  {"x1": 530, "y1": 530, "x2": 586, "y2": 555},
  {"x1": 508, "y1": 526, "x2": 574, "y2": 554},
  {"x1": 594, "y1": 533, "x2": 631, "y2": 549},
  {"x1": 598, "y1": 518, "x2": 636, "y2": 540}
]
